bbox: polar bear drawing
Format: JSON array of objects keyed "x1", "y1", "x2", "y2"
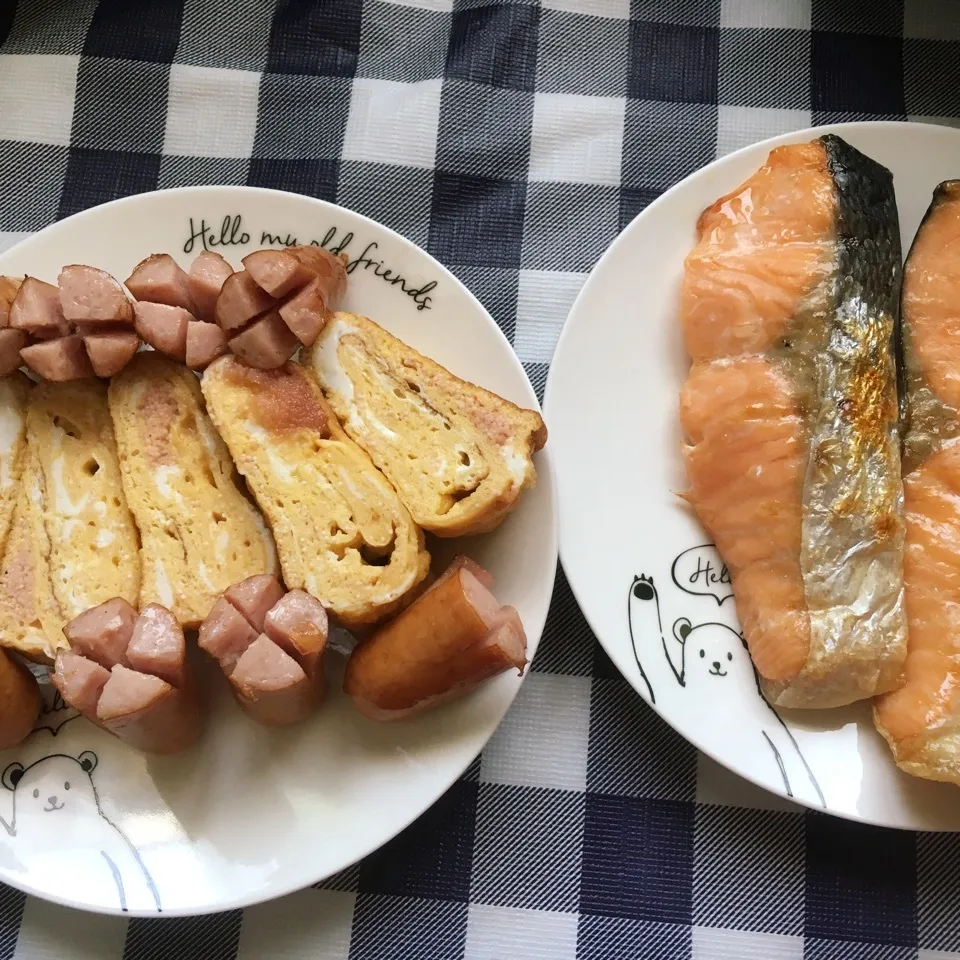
[
  {"x1": 0, "y1": 751, "x2": 160, "y2": 912},
  {"x1": 628, "y1": 574, "x2": 825, "y2": 806}
]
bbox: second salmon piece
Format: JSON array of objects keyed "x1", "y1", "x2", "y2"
[
  {"x1": 874, "y1": 181, "x2": 960, "y2": 783},
  {"x1": 679, "y1": 134, "x2": 906, "y2": 709}
]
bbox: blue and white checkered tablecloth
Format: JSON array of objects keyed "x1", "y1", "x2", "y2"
[{"x1": 1, "y1": 1, "x2": 960, "y2": 957}]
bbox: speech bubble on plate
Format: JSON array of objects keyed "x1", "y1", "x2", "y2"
[{"x1": 670, "y1": 544, "x2": 733, "y2": 605}]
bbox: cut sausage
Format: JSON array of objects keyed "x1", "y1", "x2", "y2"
[
  {"x1": 228, "y1": 310, "x2": 299, "y2": 369},
  {"x1": 0, "y1": 648, "x2": 40, "y2": 748},
  {"x1": 289, "y1": 247, "x2": 347, "y2": 306},
  {"x1": 10, "y1": 277, "x2": 70, "y2": 338},
  {"x1": 63, "y1": 597, "x2": 138, "y2": 669},
  {"x1": 264, "y1": 589, "x2": 328, "y2": 682},
  {"x1": 243, "y1": 249, "x2": 315, "y2": 299},
  {"x1": 344, "y1": 565, "x2": 527, "y2": 720},
  {"x1": 124, "y1": 254, "x2": 196, "y2": 312},
  {"x1": 0, "y1": 277, "x2": 23, "y2": 327},
  {"x1": 58, "y1": 265, "x2": 133, "y2": 326},
  {"x1": 225, "y1": 574, "x2": 285, "y2": 633},
  {"x1": 215, "y1": 271, "x2": 276, "y2": 333},
  {"x1": 20, "y1": 335, "x2": 93, "y2": 381},
  {"x1": 0, "y1": 329, "x2": 26, "y2": 377},
  {"x1": 229, "y1": 633, "x2": 316, "y2": 726},
  {"x1": 83, "y1": 331, "x2": 141, "y2": 378},
  {"x1": 278, "y1": 277, "x2": 328, "y2": 347},
  {"x1": 420, "y1": 555, "x2": 495, "y2": 601},
  {"x1": 133, "y1": 301, "x2": 191, "y2": 361},
  {"x1": 51, "y1": 650, "x2": 110, "y2": 721},
  {"x1": 185, "y1": 320, "x2": 228, "y2": 370},
  {"x1": 198, "y1": 596, "x2": 258, "y2": 673},
  {"x1": 96, "y1": 664, "x2": 201, "y2": 754},
  {"x1": 188, "y1": 251, "x2": 233, "y2": 322},
  {"x1": 126, "y1": 603, "x2": 186, "y2": 689}
]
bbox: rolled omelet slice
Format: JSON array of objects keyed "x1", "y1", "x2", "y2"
[
  {"x1": 0, "y1": 374, "x2": 30, "y2": 556},
  {"x1": 0, "y1": 378, "x2": 140, "y2": 663},
  {"x1": 0, "y1": 441, "x2": 67, "y2": 662},
  {"x1": 108, "y1": 353, "x2": 278, "y2": 628},
  {"x1": 306, "y1": 312, "x2": 547, "y2": 537},
  {"x1": 202, "y1": 356, "x2": 430, "y2": 628},
  {"x1": 28, "y1": 379, "x2": 140, "y2": 619}
]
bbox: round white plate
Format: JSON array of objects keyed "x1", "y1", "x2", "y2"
[
  {"x1": 545, "y1": 121, "x2": 960, "y2": 831},
  {"x1": 0, "y1": 187, "x2": 556, "y2": 914}
]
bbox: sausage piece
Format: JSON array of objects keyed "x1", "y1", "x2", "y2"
[
  {"x1": 63, "y1": 597, "x2": 137, "y2": 668},
  {"x1": 0, "y1": 277, "x2": 22, "y2": 327},
  {"x1": 125, "y1": 602, "x2": 186, "y2": 689},
  {"x1": 228, "y1": 310, "x2": 299, "y2": 369},
  {"x1": 187, "y1": 251, "x2": 233, "y2": 323},
  {"x1": 264, "y1": 588, "x2": 328, "y2": 683},
  {"x1": 20, "y1": 335, "x2": 93, "y2": 381},
  {"x1": 0, "y1": 328, "x2": 26, "y2": 378},
  {"x1": 229, "y1": 633, "x2": 316, "y2": 726},
  {"x1": 125, "y1": 254, "x2": 196, "y2": 313},
  {"x1": 242, "y1": 249, "x2": 315, "y2": 299},
  {"x1": 288, "y1": 247, "x2": 347, "y2": 306},
  {"x1": 10, "y1": 277, "x2": 70, "y2": 338},
  {"x1": 344, "y1": 564, "x2": 527, "y2": 720},
  {"x1": 51, "y1": 650, "x2": 110, "y2": 721},
  {"x1": 0, "y1": 649, "x2": 40, "y2": 748},
  {"x1": 83, "y1": 331, "x2": 141, "y2": 378},
  {"x1": 225, "y1": 574, "x2": 286, "y2": 632},
  {"x1": 198, "y1": 596, "x2": 258, "y2": 673},
  {"x1": 215, "y1": 271, "x2": 276, "y2": 333},
  {"x1": 96, "y1": 664, "x2": 200, "y2": 754},
  {"x1": 185, "y1": 320, "x2": 227, "y2": 370},
  {"x1": 133, "y1": 301, "x2": 191, "y2": 361},
  {"x1": 278, "y1": 277, "x2": 328, "y2": 347},
  {"x1": 58, "y1": 265, "x2": 133, "y2": 326}
]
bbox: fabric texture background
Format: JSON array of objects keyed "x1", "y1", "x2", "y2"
[{"x1": 0, "y1": 0, "x2": 959, "y2": 957}]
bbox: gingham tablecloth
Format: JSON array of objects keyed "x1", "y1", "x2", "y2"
[{"x1": 1, "y1": 1, "x2": 959, "y2": 958}]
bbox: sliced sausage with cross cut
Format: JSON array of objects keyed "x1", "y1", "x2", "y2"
[
  {"x1": 198, "y1": 576, "x2": 329, "y2": 725},
  {"x1": 125, "y1": 254, "x2": 196, "y2": 313},
  {"x1": 58, "y1": 265, "x2": 133, "y2": 326},
  {"x1": 213, "y1": 246, "x2": 347, "y2": 367},
  {"x1": 54, "y1": 599, "x2": 202, "y2": 754},
  {"x1": 185, "y1": 320, "x2": 228, "y2": 370},
  {"x1": 187, "y1": 251, "x2": 233, "y2": 323},
  {"x1": 133, "y1": 302, "x2": 191, "y2": 361}
]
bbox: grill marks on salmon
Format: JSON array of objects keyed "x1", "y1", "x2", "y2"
[
  {"x1": 874, "y1": 181, "x2": 960, "y2": 783},
  {"x1": 680, "y1": 135, "x2": 907, "y2": 709}
]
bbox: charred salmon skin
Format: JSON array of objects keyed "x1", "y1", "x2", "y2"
[
  {"x1": 874, "y1": 181, "x2": 960, "y2": 782},
  {"x1": 679, "y1": 135, "x2": 906, "y2": 709}
]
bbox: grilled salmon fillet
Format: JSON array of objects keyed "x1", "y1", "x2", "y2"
[
  {"x1": 874, "y1": 181, "x2": 960, "y2": 783},
  {"x1": 680, "y1": 135, "x2": 907, "y2": 709}
]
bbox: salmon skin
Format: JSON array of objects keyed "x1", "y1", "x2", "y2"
[
  {"x1": 680, "y1": 134, "x2": 907, "y2": 709},
  {"x1": 874, "y1": 181, "x2": 960, "y2": 783}
]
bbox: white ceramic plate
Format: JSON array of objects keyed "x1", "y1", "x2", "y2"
[
  {"x1": 546, "y1": 121, "x2": 960, "y2": 831},
  {"x1": 0, "y1": 187, "x2": 556, "y2": 914}
]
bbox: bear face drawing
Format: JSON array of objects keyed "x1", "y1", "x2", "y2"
[
  {"x1": 1, "y1": 751, "x2": 161, "y2": 912},
  {"x1": 2, "y1": 751, "x2": 101, "y2": 844},
  {"x1": 672, "y1": 619, "x2": 755, "y2": 692}
]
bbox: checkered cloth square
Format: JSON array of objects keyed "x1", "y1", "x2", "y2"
[{"x1": 1, "y1": 1, "x2": 959, "y2": 957}]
